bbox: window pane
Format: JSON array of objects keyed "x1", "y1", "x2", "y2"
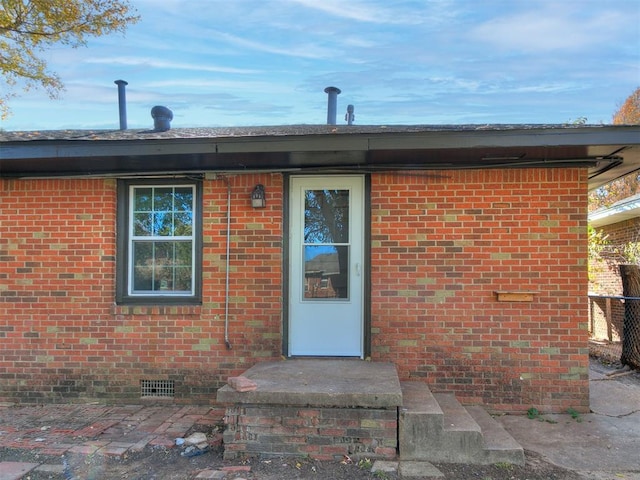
[
  {"x1": 133, "y1": 212, "x2": 152, "y2": 236},
  {"x1": 175, "y1": 241, "x2": 192, "y2": 265},
  {"x1": 303, "y1": 245, "x2": 349, "y2": 299},
  {"x1": 174, "y1": 266, "x2": 192, "y2": 291},
  {"x1": 154, "y1": 261, "x2": 174, "y2": 291},
  {"x1": 153, "y1": 211, "x2": 174, "y2": 236},
  {"x1": 174, "y1": 212, "x2": 193, "y2": 236},
  {"x1": 132, "y1": 240, "x2": 193, "y2": 293},
  {"x1": 154, "y1": 241, "x2": 173, "y2": 261},
  {"x1": 133, "y1": 241, "x2": 153, "y2": 291},
  {"x1": 153, "y1": 242, "x2": 175, "y2": 291},
  {"x1": 134, "y1": 188, "x2": 152, "y2": 211},
  {"x1": 304, "y1": 189, "x2": 349, "y2": 244},
  {"x1": 174, "y1": 187, "x2": 193, "y2": 211},
  {"x1": 154, "y1": 187, "x2": 174, "y2": 211}
]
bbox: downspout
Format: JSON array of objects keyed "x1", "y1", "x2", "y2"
[{"x1": 224, "y1": 177, "x2": 232, "y2": 350}]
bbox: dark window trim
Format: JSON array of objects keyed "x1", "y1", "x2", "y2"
[
  {"x1": 116, "y1": 178, "x2": 203, "y2": 305},
  {"x1": 282, "y1": 175, "x2": 290, "y2": 356},
  {"x1": 363, "y1": 174, "x2": 371, "y2": 359}
]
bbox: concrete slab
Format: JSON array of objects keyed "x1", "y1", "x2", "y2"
[
  {"x1": 399, "y1": 461, "x2": 445, "y2": 478},
  {"x1": 500, "y1": 411, "x2": 640, "y2": 473},
  {"x1": 590, "y1": 371, "x2": 640, "y2": 417},
  {"x1": 0, "y1": 462, "x2": 39, "y2": 480},
  {"x1": 217, "y1": 359, "x2": 402, "y2": 407},
  {"x1": 371, "y1": 460, "x2": 398, "y2": 473},
  {"x1": 498, "y1": 364, "x2": 640, "y2": 476}
]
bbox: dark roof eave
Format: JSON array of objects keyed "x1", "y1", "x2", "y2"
[
  {"x1": 2, "y1": 124, "x2": 640, "y2": 161},
  {"x1": 1, "y1": 125, "x2": 639, "y2": 189}
]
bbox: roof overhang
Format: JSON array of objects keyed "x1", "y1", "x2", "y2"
[
  {"x1": 1, "y1": 124, "x2": 639, "y2": 190},
  {"x1": 589, "y1": 194, "x2": 640, "y2": 227}
]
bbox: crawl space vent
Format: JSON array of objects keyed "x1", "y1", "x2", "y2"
[{"x1": 141, "y1": 379, "x2": 175, "y2": 398}]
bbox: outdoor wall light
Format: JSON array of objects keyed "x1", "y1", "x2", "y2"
[{"x1": 251, "y1": 184, "x2": 266, "y2": 208}]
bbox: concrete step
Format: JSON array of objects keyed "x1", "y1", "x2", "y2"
[
  {"x1": 431, "y1": 392, "x2": 484, "y2": 463},
  {"x1": 399, "y1": 382, "x2": 524, "y2": 465},
  {"x1": 399, "y1": 381, "x2": 444, "y2": 461},
  {"x1": 466, "y1": 406, "x2": 525, "y2": 465},
  {"x1": 433, "y1": 393, "x2": 482, "y2": 433}
]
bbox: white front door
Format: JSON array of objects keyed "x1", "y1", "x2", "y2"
[{"x1": 288, "y1": 176, "x2": 365, "y2": 357}]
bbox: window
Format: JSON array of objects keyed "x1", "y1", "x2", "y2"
[{"x1": 117, "y1": 179, "x2": 202, "y2": 304}]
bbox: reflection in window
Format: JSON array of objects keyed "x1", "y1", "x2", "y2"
[
  {"x1": 303, "y1": 189, "x2": 350, "y2": 300},
  {"x1": 304, "y1": 245, "x2": 349, "y2": 299},
  {"x1": 130, "y1": 185, "x2": 195, "y2": 294},
  {"x1": 133, "y1": 241, "x2": 193, "y2": 292},
  {"x1": 304, "y1": 190, "x2": 349, "y2": 244}
]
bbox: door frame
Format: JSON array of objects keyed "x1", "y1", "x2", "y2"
[{"x1": 282, "y1": 173, "x2": 371, "y2": 358}]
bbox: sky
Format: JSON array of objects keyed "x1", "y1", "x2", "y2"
[{"x1": 2, "y1": 0, "x2": 639, "y2": 131}]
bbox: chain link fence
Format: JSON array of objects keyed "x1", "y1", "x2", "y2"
[{"x1": 589, "y1": 294, "x2": 640, "y2": 365}]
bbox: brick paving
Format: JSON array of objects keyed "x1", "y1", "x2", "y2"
[{"x1": 0, "y1": 403, "x2": 223, "y2": 458}]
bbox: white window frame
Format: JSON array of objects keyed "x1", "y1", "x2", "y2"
[
  {"x1": 116, "y1": 179, "x2": 202, "y2": 305},
  {"x1": 128, "y1": 184, "x2": 196, "y2": 297}
]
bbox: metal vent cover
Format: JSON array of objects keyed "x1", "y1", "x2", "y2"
[{"x1": 141, "y1": 379, "x2": 175, "y2": 398}]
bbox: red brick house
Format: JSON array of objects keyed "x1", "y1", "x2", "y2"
[{"x1": 2, "y1": 124, "x2": 639, "y2": 413}]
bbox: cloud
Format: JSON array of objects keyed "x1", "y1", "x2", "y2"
[
  {"x1": 141, "y1": 78, "x2": 292, "y2": 95},
  {"x1": 287, "y1": 0, "x2": 432, "y2": 25},
  {"x1": 209, "y1": 31, "x2": 335, "y2": 59},
  {"x1": 470, "y1": 4, "x2": 629, "y2": 53},
  {"x1": 84, "y1": 56, "x2": 260, "y2": 74}
]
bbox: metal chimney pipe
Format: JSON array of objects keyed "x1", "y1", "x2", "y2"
[
  {"x1": 324, "y1": 86, "x2": 341, "y2": 125},
  {"x1": 345, "y1": 104, "x2": 355, "y2": 125},
  {"x1": 114, "y1": 80, "x2": 128, "y2": 130}
]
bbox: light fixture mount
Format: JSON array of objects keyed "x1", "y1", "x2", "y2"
[{"x1": 251, "y1": 184, "x2": 266, "y2": 208}]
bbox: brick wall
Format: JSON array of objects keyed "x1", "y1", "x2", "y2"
[
  {"x1": 591, "y1": 217, "x2": 640, "y2": 295},
  {"x1": 1, "y1": 168, "x2": 589, "y2": 413},
  {"x1": 370, "y1": 168, "x2": 589, "y2": 413},
  {"x1": 223, "y1": 405, "x2": 397, "y2": 461},
  {"x1": 0, "y1": 174, "x2": 283, "y2": 404}
]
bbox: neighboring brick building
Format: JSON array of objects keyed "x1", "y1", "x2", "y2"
[
  {"x1": 589, "y1": 194, "x2": 640, "y2": 295},
  {"x1": 2, "y1": 124, "x2": 640, "y2": 413},
  {"x1": 588, "y1": 194, "x2": 640, "y2": 343}
]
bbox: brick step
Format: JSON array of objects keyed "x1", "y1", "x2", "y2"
[{"x1": 399, "y1": 382, "x2": 524, "y2": 465}]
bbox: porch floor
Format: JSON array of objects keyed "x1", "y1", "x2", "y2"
[{"x1": 216, "y1": 359, "x2": 403, "y2": 408}]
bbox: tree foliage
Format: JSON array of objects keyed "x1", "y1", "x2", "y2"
[
  {"x1": 612, "y1": 86, "x2": 640, "y2": 125},
  {"x1": 0, "y1": 0, "x2": 139, "y2": 119},
  {"x1": 588, "y1": 87, "x2": 640, "y2": 211},
  {"x1": 588, "y1": 171, "x2": 640, "y2": 212}
]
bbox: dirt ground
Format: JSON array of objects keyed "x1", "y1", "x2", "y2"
[{"x1": 2, "y1": 444, "x2": 585, "y2": 480}]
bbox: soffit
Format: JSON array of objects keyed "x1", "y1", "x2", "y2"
[{"x1": 1, "y1": 124, "x2": 639, "y2": 190}]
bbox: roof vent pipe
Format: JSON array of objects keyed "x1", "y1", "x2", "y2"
[
  {"x1": 324, "y1": 86, "x2": 341, "y2": 125},
  {"x1": 345, "y1": 104, "x2": 355, "y2": 125},
  {"x1": 114, "y1": 80, "x2": 128, "y2": 130},
  {"x1": 151, "y1": 105, "x2": 173, "y2": 131}
]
